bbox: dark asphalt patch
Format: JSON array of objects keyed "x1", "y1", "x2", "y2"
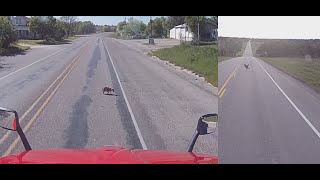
[
  {"x1": 64, "y1": 46, "x2": 102, "y2": 148},
  {"x1": 82, "y1": 85, "x2": 88, "y2": 92},
  {"x1": 64, "y1": 95, "x2": 91, "y2": 148},
  {"x1": 87, "y1": 46, "x2": 100, "y2": 79},
  {"x1": 102, "y1": 40, "x2": 143, "y2": 150}
]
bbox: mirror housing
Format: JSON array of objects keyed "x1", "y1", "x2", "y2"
[
  {"x1": 0, "y1": 107, "x2": 18, "y2": 131},
  {"x1": 197, "y1": 114, "x2": 218, "y2": 135},
  {"x1": 0, "y1": 107, "x2": 32, "y2": 151},
  {"x1": 187, "y1": 113, "x2": 218, "y2": 152}
]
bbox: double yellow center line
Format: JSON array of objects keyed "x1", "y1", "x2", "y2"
[
  {"x1": 2, "y1": 42, "x2": 91, "y2": 156},
  {"x1": 218, "y1": 60, "x2": 243, "y2": 98}
]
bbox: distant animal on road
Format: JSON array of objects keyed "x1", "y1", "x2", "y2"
[
  {"x1": 102, "y1": 87, "x2": 114, "y2": 95},
  {"x1": 244, "y1": 64, "x2": 249, "y2": 69}
]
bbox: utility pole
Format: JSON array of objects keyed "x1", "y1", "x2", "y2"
[
  {"x1": 149, "y1": 16, "x2": 154, "y2": 44},
  {"x1": 150, "y1": 16, "x2": 153, "y2": 38},
  {"x1": 198, "y1": 16, "x2": 200, "y2": 43}
]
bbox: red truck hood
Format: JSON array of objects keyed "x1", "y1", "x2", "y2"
[{"x1": 0, "y1": 146, "x2": 218, "y2": 164}]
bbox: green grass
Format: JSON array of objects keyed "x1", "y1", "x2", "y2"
[
  {"x1": 261, "y1": 57, "x2": 320, "y2": 93},
  {"x1": 66, "y1": 36, "x2": 80, "y2": 40},
  {"x1": 18, "y1": 39, "x2": 45, "y2": 45},
  {"x1": 0, "y1": 44, "x2": 30, "y2": 56},
  {"x1": 152, "y1": 44, "x2": 218, "y2": 86},
  {"x1": 18, "y1": 36, "x2": 79, "y2": 46},
  {"x1": 204, "y1": 115, "x2": 218, "y2": 123}
]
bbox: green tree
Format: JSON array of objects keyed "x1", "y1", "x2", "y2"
[
  {"x1": 76, "y1": 21, "x2": 96, "y2": 35},
  {"x1": 147, "y1": 17, "x2": 170, "y2": 38},
  {"x1": 54, "y1": 20, "x2": 66, "y2": 41},
  {"x1": 0, "y1": 16, "x2": 17, "y2": 48},
  {"x1": 29, "y1": 16, "x2": 41, "y2": 39},
  {"x1": 60, "y1": 16, "x2": 78, "y2": 37},
  {"x1": 167, "y1": 16, "x2": 185, "y2": 29},
  {"x1": 185, "y1": 16, "x2": 206, "y2": 41},
  {"x1": 124, "y1": 17, "x2": 146, "y2": 35},
  {"x1": 116, "y1": 21, "x2": 126, "y2": 32}
]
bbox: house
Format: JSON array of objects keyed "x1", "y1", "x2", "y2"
[
  {"x1": 170, "y1": 24, "x2": 193, "y2": 41},
  {"x1": 9, "y1": 16, "x2": 40, "y2": 39},
  {"x1": 169, "y1": 21, "x2": 218, "y2": 42}
]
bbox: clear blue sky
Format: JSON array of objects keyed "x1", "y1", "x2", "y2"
[{"x1": 77, "y1": 16, "x2": 161, "y2": 26}]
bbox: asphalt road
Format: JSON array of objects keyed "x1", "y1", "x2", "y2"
[
  {"x1": 0, "y1": 33, "x2": 217, "y2": 157},
  {"x1": 219, "y1": 41, "x2": 320, "y2": 163}
]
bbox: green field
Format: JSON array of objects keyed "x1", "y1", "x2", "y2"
[
  {"x1": 261, "y1": 57, "x2": 320, "y2": 93},
  {"x1": 18, "y1": 39, "x2": 44, "y2": 45},
  {"x1": 152, "y1": 44, "x2": 218, "y2": 86}
]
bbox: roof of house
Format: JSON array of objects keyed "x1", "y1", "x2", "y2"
[{"x1": 173, "y1": 24, "x2": 187, "y2": 28}]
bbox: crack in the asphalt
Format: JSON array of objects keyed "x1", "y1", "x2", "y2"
[{"x1": 64, "y1": 94, "x2": 91, "y2": 148}]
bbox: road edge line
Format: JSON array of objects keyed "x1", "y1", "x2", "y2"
[
  {"x1": 102, "y1": 38, "x2": 148, "y2": 150},
  {"x1": 255, "y1": 58, "x2": 320, "y2": 139}
]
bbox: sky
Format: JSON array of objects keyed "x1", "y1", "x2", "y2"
[
  {"x1": 77, "y1": 16, "x2": 160, "y2": 26},
  {"x1": 219, "y1": 16, "x2": 320, "y2": 39}
]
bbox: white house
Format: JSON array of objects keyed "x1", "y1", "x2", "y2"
[
  {"x1": 9, "y1": 16, "x2": 30, "y2": 39},
  {"x1": 169, "y1": 24, "x2": 193, "y2": 41},
  {"x1": 170, "y1": 22, "x2": 218, "y2": 42}
]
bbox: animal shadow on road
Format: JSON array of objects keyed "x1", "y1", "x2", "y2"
[{"x1": 103, "y1": 92, "x2": 119, "y2": 96}]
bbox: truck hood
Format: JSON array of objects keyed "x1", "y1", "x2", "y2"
[{"x1": 0, "y1": 146, "x2": 218, "y2": 164}]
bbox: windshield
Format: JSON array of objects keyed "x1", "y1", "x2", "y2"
[{"x1": 0, "y1": 16, "x2": 218, "y2": 160}]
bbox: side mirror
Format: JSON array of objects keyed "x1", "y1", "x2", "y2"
[
  {"x1": 197, "y1": 114, "x2": 218, "y2": 135},
  {"x1": 0, "y1": 107, "x2": 32, "y2": 151},
  {"x1": 0, "y1": 108, "x2": 18, "y2": 131},
  {"x1": 187, "y1": 113, "x2": 218, "y2": 152}
]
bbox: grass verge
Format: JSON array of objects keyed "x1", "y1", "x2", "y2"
[
  {"x1": 18, "y1": 36, "x2": 79, "y2": 46},
  {"x1": 0, "y1": 44, "x2": 30, "y2": 56},
  {"x1": 261, "y1": 57, "x2": 320, "y2": 93},
  {"x1": 218, "y1": 56, "x2": 233, "y2": 62},
  {"x1": 152, "y1": 44, "x2": 218, "y2": 86}
]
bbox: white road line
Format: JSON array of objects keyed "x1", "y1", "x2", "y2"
[
  {"x1": 102, "y1": 38, "x2": 148, "y2": 150},
  {"x1": 0, "y1": 48, "x2": 67, "y2": 81},
  {"x1": 255, "y1": 58, "x2": 320, "y2": 139},
  {"x1": 0, "y1": 40, "x2": 86, "y2": 82},
  {"x1": 3, "y1": 45, "x2": 89, "y2": 156},
  {"x1": 0, "y1": 43, "x2": 89, "y2": 145}
]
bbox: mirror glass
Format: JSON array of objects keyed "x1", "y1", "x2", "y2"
[
  {"x1": 197, "y1": 114, "x2": 218, "y2": 135},
  {"x1": 202, "y1": 115, "x2": 217, "y2": 134},
  {"x1": 0, "y1": 110, "x2": 16, "y2": 131}
]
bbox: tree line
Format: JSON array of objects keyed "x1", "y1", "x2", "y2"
[
  {"x1": 254, "y1": 39, "x2": 320, "y2": 58},
  {"x1": 116, "y1": 16, "x2": 218, "y2": 40},
  {"x1": 0, "y1": 16, "x2": 96, "y2": 48},
  {"x1": 218, "y1": 37, "x2": 249, "y2": 57}
]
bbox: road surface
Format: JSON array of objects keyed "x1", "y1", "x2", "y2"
[
  {"x1": 0, "y1": 33, "x2": 217, "y2": 157},
  {"x1": 219, "y1": 41, "x2": 320, "y2": 163}
]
